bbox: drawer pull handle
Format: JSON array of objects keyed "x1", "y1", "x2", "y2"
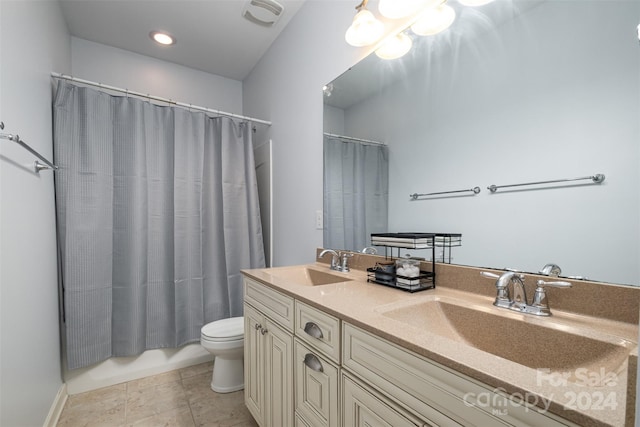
[
  {"x1": 303, "y1": 322, "x2": 324, "y2": 339},
  {"x1": 303, "y1": 353, "x2": 324, "y2": 373}
]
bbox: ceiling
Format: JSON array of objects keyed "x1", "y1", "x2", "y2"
[{"x1": 59, "y1": 0, "x2": 306, "y2": 81}]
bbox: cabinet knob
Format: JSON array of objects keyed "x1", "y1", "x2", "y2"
[
  {"x1": 260, "y1": 327, "x2": 268, "y2": 335},
  {"x1": 303, "y1": 353, "x2": 324, "y2": 373},
  {"x1": 303, "y1": 321, "x2": 324, "y2": 339},
  {"x1": 254, "y1": 323, "x2": 262, "y2": 330}
]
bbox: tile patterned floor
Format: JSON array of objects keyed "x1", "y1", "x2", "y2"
[{"x1": 57, "y1": 362, "x2": 258, "y2": 427}]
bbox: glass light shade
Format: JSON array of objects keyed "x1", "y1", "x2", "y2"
[
  {"x1": 378, "y1": 0, "x2": 426, "y2": 19},
  {"x1": 411, "y1": 4, "x2": 456, "y2": 36},
  {"x1": 458, "y1": 0, "x2": 494, "y2": 6},
  {"x1": 345, "y1": 9, "x2": 385, "y2": 47},
  {"x1": 375, "y1": 33, "x2": 412, "y2": 60}
]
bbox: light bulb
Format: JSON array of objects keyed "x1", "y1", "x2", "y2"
[
  {"x1": 149, "y1": 31, "x2": 175, "y2": 46},
  {"x1": 458, "y1": 0, "x2": 494, "y2": 6},
  {"x1": 376, "y1": 33, "x2": 412, "y2": 60},
  {"x1": 378, "y1": 0, "x2": 427, "y2": 19},
  {"x1": 345, "y1": 8, "x2": 385, "y2": 47},
  {"x1": 411, "y1": 3, "x2": 456, "y2": 36}
]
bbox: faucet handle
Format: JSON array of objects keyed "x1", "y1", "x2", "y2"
[
  {"x1": 531, "y1": 279, "x2": 572, "y2": 316},
  {"x1": 480, "y1": 271, "x2": 500, "y2": 279},
  {"x1": 536, "y1": 279, "x2": 572, "y2": 288},
  {"x1": 339, "y1": 252, "x2": 354, "y2": 272}
]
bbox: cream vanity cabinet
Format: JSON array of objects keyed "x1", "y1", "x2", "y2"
[
  {"x1": 294, "y1": 301, "x2": 341, "y2": 427},
  {"x1": 244, "y1": 277, "x2": 295, "y2": 427},
  {"x1": 244, "y1": 276, "x2": 577, "y2": 427}
]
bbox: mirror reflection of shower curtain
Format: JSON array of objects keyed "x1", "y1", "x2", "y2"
[
  {"x1": 323, "y1": 136, "x2": 389, "y2": 252},
  {"x1": 53, "y1": 81, "x2": 265, "y2": 369}
]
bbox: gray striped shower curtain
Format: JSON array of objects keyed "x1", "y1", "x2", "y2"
[{"x1": 53, "y1": 81, "x2": 265, "y2": 369}]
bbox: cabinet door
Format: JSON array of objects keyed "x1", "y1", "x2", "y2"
[
  {"x1": 265, "y1": 318, "x2": 294, "y2": 427},
  {"x1": 342, "y1": 374, "x2": 423, "y2": 427},
  {"x1": 294, "y1": 340, "x2": 339, "y2": 427},
  {"x1": 244, "y1": 304, "x2": 265, "y2": 425}
]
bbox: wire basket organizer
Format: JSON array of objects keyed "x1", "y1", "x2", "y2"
[
  {"x1": 366, "y1": 267, "x2": 435, "y2": 293},
  {"x1": 366, "y1": 232, "x2": 462, "y2": 293}
]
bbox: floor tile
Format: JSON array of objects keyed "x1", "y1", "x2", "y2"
[
  {"x1": 127, "y1": 370, "x2": 182, "y2": 393},
  {"x1": 58, "y1": 383, "x2": 127, "y2": 427},
  {"x1": 179, "y1": 361, "x2": 213, "y2": 380},
  {"x1": 57, "y1": 363, "x2": 257, "y2": 427},
  {"x1": 126, "y1": 406, "x2": 195, "y2": 427},
  {"x1": 126, "y1": 380, "x2": 190, "y2": 424}
]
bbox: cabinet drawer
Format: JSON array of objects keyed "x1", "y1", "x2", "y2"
[
  {"x1": 295, "y1": 301, "x2": 341, "y2": 363},
  {"x1": 294, "y1": 339, "x2": 340, "y2": 427},
  {"x1": 244, "y1": 276, "x2": 294, "y2": 331},
  {"x1": 343, "y1": 372, "x2": 428, "y2": 427},
  {"x1": 343, "y1": 323, "x2": 572, "y2": 427}
]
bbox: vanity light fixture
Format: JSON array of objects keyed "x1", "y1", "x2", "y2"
[
  {"x1": 411, "y1": 2, "x2": 456, "y2": 36},
  {"x1": 149, "y1": 31, "x2": 176, "y2": 46},
  {"x1": 378, "y1": 0, "x2": 427, "y2": 19},
  {"x1": 376, "y1": 32, "x2": 413, "y2": 60},
  {"x1": 345, "y1": 0, "x2": 385, "y2": 47}
]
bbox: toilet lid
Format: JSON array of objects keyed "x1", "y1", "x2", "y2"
[{"x1": 201, "y1": 316, "x2": 244, "y2": 341}]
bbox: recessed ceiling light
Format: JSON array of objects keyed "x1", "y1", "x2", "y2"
[{"x1": 149, "y1": 31, "x2": 176, "y2": 46}]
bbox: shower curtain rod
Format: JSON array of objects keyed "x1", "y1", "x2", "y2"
[
  {"x1": 51, "y1": 72, "x2": 272, "y2": 126},
  {"x1": 323, "y1": 132, "x2": 386, "y2": 146}
]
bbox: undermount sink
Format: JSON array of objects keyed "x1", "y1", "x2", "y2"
[
  {"x1": 267, "y1": 266, "x2": 352, "y2": 286},
  {"x1": 378, "y1": 297, "x2": 634, "y2": 381}
]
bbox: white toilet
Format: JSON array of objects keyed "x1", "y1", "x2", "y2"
[{"x1": 200, "y1": 316, "x2": 245, "y2": 393}]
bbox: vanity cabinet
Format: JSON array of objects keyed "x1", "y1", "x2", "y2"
[
  {"x1": 342, "y1": 323, "x2": 578, "y2": 427},
  {"x1": 342, "y1": 372, "x2": 429, "y2": 427},
  {"x1": 243, "y1": 274, "x2": 578, "y2": 427},
  {"x1": 244, "y1": 278, "x2": 295, "y2": 427},
  {"x1": 294, "y1": 301, "x2": 341, "y2": 427},
  {"x1": 294, "y1": 339, "x2": 340, "y2": 427}
]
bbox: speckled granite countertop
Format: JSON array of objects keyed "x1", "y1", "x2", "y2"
[{"x1": 242, "y1": 262, "x2": 638, "y2": 427}]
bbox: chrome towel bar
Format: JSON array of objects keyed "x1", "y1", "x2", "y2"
[
  {"x1": 0, "y1": 122, "x2": 58, "y2": 173},
  {"x1": 487, "y1": 174, "x2": 605, "y2": 193},
  {"x1": 410, "y1": 186, "x2": 481, "y2": 200}
]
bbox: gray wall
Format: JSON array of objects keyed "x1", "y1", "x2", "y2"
[
  {"x1": 0, "y1": 1, "x2": 70, "y2": 425},
  {"x1": 71, "y1": 37, "x2": 243, "y2": 114},
  {"x1": 243, "y1": 0, "x2": 371, "y2": 267}
]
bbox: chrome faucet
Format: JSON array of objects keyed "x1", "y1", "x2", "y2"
[
  {"x1": 481, "y1": 270, "x2": 572, "y2": 316},
  {"x1": 539, "y1": 263, "x2": 562, "y2": 277},
  {"x1": 318, "y1": 249, "x2": 352, "y2": 273}
]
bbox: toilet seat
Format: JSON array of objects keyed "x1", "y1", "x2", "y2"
[{"x1": 201, "y1": 316, "x2": 244, "y2": 342}]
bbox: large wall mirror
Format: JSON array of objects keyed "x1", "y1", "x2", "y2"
[{"x1": 323, "y1": 0, "x2": 639, "y2": 286}]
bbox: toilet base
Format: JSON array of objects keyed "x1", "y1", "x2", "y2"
[{"x1": 211, "y1": 356, "x2": 244, "y2": 393}]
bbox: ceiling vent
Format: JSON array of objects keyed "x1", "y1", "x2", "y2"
[{"x1": 242, "y1": 0, "x2": 284, "y2": 27}]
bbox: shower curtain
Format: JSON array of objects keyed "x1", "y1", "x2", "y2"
[
  {"x1": 53, "y1": 81, "x2": 265, "y2": 369},
  {"x1": 323, "y1": 136, "x2": 389, "y2": 252}
]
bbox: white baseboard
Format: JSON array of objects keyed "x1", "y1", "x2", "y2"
[
  {"x1": 43, "y1": 383, "x2": 68, "y2": 427},
  {"x1": 64, "y1": 344, "x2": 213, "y2": 395}
]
